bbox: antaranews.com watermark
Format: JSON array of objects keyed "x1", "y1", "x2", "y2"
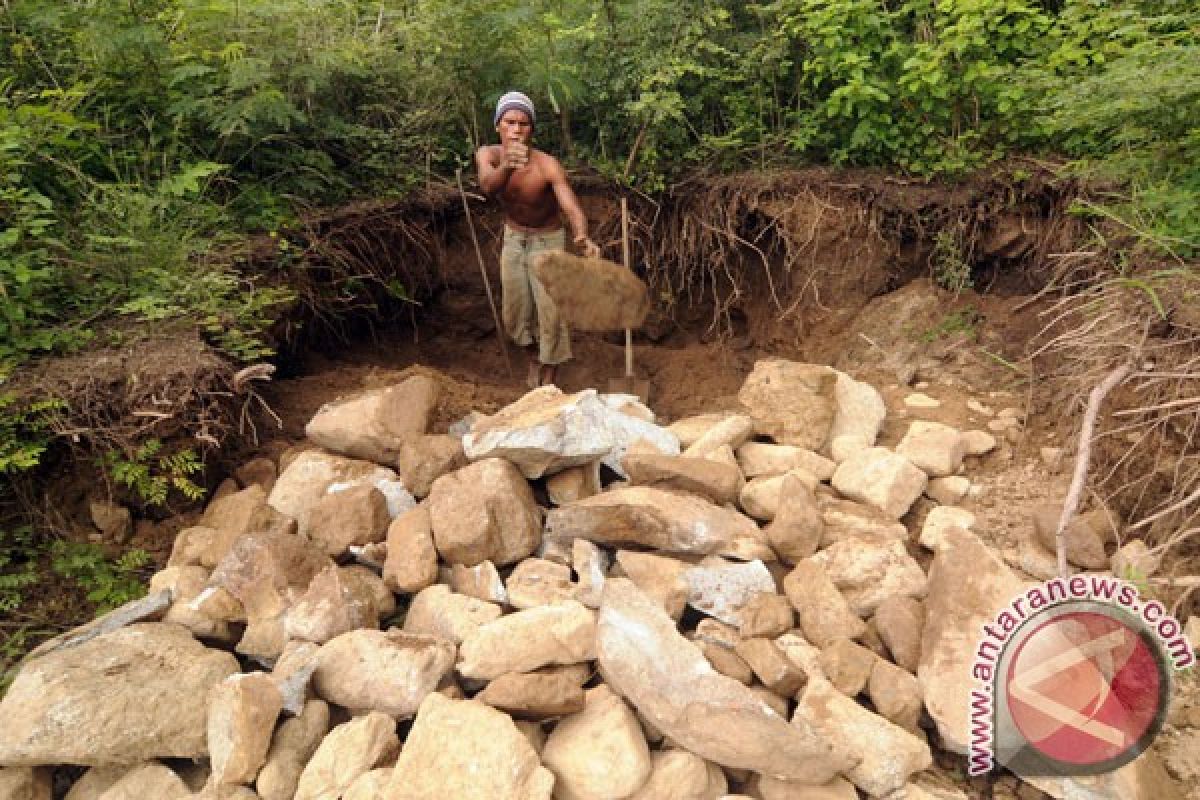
[{"x1": 969, "y1": 574, "x2": 1194, "y2": 778}]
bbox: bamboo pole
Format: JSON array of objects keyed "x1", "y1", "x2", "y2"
[{"x1": 456, "y1": 168, "x2": 512, "y2": 378}]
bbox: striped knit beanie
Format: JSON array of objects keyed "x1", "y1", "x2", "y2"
[{"x1": 494, "y1": 91, "x2": 536, "y2": 128}]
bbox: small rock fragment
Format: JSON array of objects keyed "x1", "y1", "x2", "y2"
[
  {"x1": 738, "y1": 592, "x2": 795, "y2": 639},
  {"x1": 735, "y1": 638, "x2": 808, "y2": 697},
  {"x1": 902, "y1": 393, "x2": 940, "y2": 409},
  {"x1": 873, "y1": 596, "x2": 925, "y2": 674},
  {"x1": 919, "y1": 506, "x2": 976, "y2": 553},
  {"x1": 546, "y1": 462, "x2": 602, "y2": 506},
  {"x1": 868, "y1": 659, "x2": 924, "y2": 732},
  {"x1": 208, "y1": 672, "x2": 284, "y2": 786},
  {"x1": 448, "y1": 561, "x2": 508, "y2": 605},
  {"x1": 383, "y1": 504, "x2": 438, "y2": 594},
  {"x1": 506, "y1": 557, "x2": 579, "y2": 609},
  {"x1": 475, "y1": 666, "x2": 588, "y2": 719},
  {"x1": 831, "y1": 448, "x2": 927, "y2": 520},
  {"x1": 765, "y1": 475, "x2": 824, "y2": 563},
  {"x1": 782, "y1": 561, "x2": 866, "y2": 648},
  {"x1": 818, "y1": 638, "x2": 877, "y2": 697},
  {"x1": 961, "y1": 430, "x2": 997, "y2": 456},
  {"x1": 925, "y1": 476, "x2": 970, "y2": 505}
]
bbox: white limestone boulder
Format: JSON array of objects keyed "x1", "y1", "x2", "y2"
[{"x1": 829, "y1": 371, "x2": 887, "y2": 462}]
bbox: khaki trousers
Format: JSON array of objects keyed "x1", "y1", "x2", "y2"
[{"x1": 500, "y1": 226, "x2": 571, "y2": 365}]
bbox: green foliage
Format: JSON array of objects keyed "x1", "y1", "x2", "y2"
[
  {"x1": 930, "y1": 228, "x2": 974, "y2": 294},
  {"x1": 920, "y1": 306, "x2": 982, "y2": 342},
  {"x1": 0, "y1": 526, "x2": 39, "y2": 612},
  {"x1": 0, "y1": 0, "x2": 1195, "y2": 374},
  {"x1": 50, "y1": 540, "x2": 149, "y2": 613},
  {"x1": 101, "y1": 439, "x2": 206, "y2": 508},
  {"x1": 0, "y1": 393, "x2": 64, "y2": 474},
  {"x1": 1036, "y1": 2, "x2": 1200, "y2": 255}
]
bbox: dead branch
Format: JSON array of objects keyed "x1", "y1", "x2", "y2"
[{"x1": 1056, "y1": 363, "x2": 1132, "y2": 577}]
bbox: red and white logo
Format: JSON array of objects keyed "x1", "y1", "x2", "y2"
[{"x1": 994, "y1": 603, "x2": 1170, "y2": 775}]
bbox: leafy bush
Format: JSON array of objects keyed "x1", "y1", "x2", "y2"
[
  {"x1": 0, "y1": 393, "x2": 64, "y2": 474},
  {"x1": 0, "y1": 526, "x2": 39, "y2": 612},
  {"x1": 0, "y1": 0, "x2": 1195, "y2": 374},
  {"x1": 101, "y1": 439, "x2": 206, "y2": 509},
  {"x1": 50, "y1": 541, "x2": 149, "y2": 614}
]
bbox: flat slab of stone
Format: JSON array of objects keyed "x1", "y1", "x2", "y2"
[
  {"x1": 25, "y1": 590, "x2": 172, "y2": 660},
  {"x1": 918, "y1": 528, "x2": 1024, "y2": 753},
  {"x1": 0, "y1": 623, "x2": 239, "y2": 766},
  {"x1": 475, "y1": 666, "x2": 587, "y2": 719},
  {"x1": 623, "y1": 452, "x2": 742, "y2": 505},
  {"x1": 668, "y1": 412, "x2": 744, "y2": 449},
  {"x1": 596, "y1": 578, "x2": 855, "y2": 784},
  {"x1": 792, "y1": 677, "x2": 931, "y2": 797},
  {"x1": 736, "y1": 442, "x2": 835, "y2": 481},
  {"x1": 545, "y1": 486, "x2": 773, "y2": 562}
]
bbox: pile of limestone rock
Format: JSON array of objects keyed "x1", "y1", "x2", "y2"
[{"x1": 0, "y1": 360, "x2": 1178, "y2": 800}]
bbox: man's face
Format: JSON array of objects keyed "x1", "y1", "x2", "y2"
[{"x1": 496, "y1": 109, "x2": 533, "y2": 146}]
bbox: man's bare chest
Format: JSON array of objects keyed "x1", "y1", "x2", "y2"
[{"x1": 500, "y1": 167, "x2": 554, "y2": 207}]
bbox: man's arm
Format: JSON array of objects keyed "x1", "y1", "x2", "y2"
[
  {"x1": 476, "y1": 145, "x2": 517, "y2": 196},
  {"x1": 545, "y1": 156, "x2": 601, "y2": 258}
]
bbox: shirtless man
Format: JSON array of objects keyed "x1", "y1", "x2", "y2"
[{"x1": 476, "y1": 91, "x2": 600, "y2": 388}]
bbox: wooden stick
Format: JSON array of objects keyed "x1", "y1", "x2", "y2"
[
  {"x1": 456, "y1": 168, "x2": 512, "y2": 378},
  {"x1": 622, "y1": 197, "x2": 633, "y2": 379},
  {"x1": 1055, "y1": 363, "x2": 1131, "y2": 577}
]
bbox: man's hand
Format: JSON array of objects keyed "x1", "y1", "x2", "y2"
[
  {"x1": 576, "y1": 236, "x2": 601, "y2": 259},
  {"x1": 503, "y1": 142, "x2": 529, "y2": 170}
]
